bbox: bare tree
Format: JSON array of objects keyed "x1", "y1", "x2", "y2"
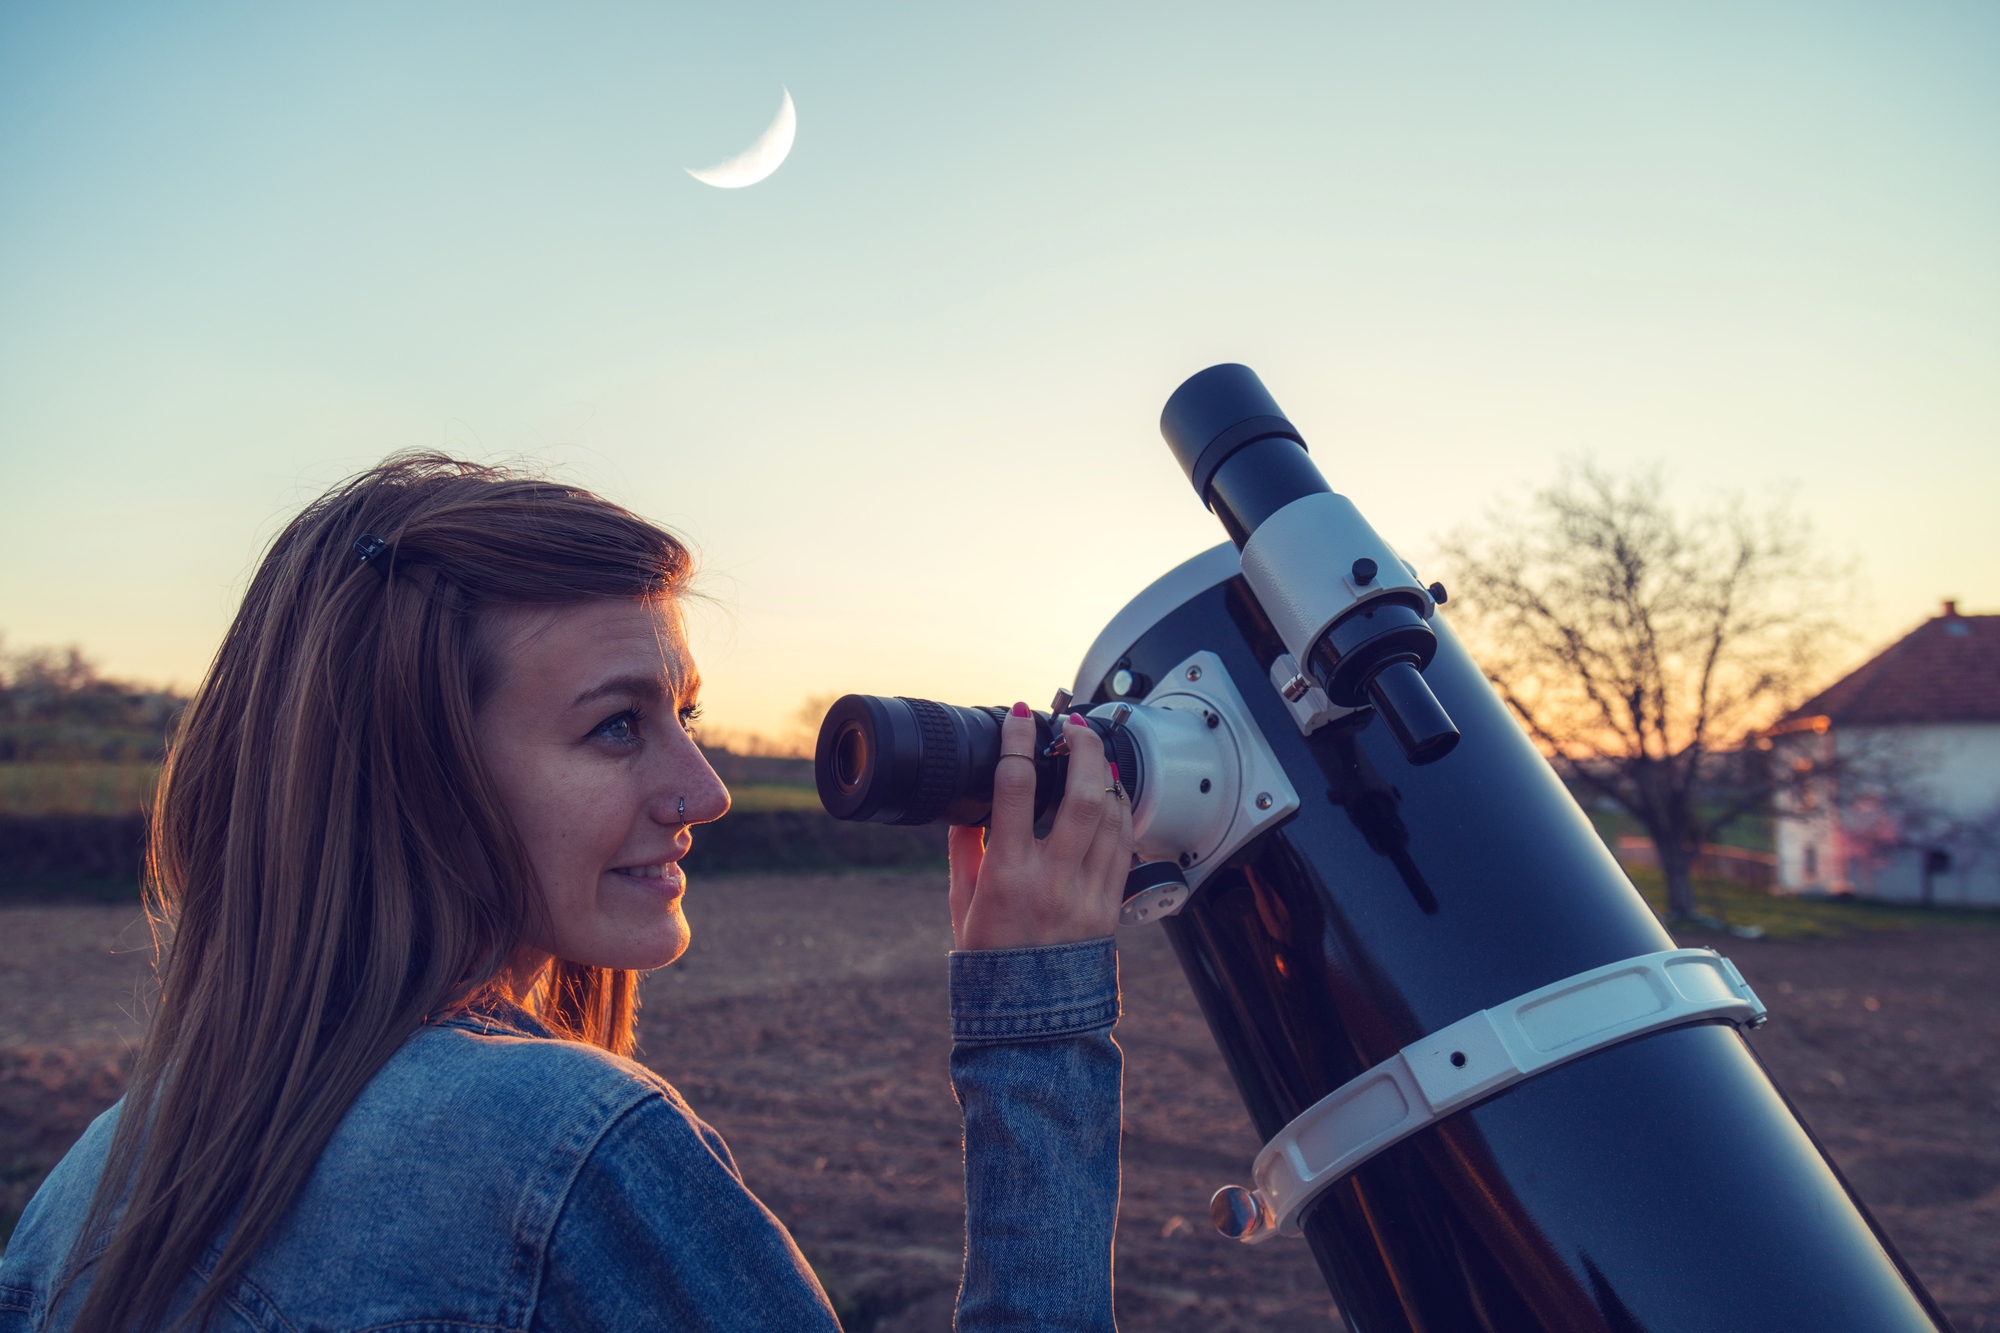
[{"x1": 1438, "y1": 463, "x2": 1845, "y2": 920}]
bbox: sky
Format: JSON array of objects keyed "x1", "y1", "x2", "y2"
[{"x1": 2, "y1": 2, "x2": 1995, "y2": 746}]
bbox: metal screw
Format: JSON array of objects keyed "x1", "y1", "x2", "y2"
[
  {"x1": 1178, "y1": 852, "x2": 1193, "y2": 868},
  {"x1": 1109, "y1": 703, "x2": 1132, "y2": 727},
  {"x1": 1199, "y1": 778, "x2": 1211, "y2": 793},
  {"x1": 1185, "y1": 665, "x2": 1203, "y2": 682},
  {"x1": 1049, "y1": 686, "x2": 1074, "y2": 714},
  {"x1": 1351, "y1": 557, "x2": 1378, "y2": 586},
  {"x1": 1256, "y1": 792, "x2": 1273, "y2": 810}
]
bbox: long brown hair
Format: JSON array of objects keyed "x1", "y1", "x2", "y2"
[{"x1": 65, "y1": 455, "x2": 692, "y2": 1331}]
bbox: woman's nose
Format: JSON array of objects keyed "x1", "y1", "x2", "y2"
[{"x1": 654, "y1": 745, "x2": 730, "y2": 826}]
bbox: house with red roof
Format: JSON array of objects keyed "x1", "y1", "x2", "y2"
[{"x1": 1770, "y1": 602, "x2": 2000, "y2": 905}]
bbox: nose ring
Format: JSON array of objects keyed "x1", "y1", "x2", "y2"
[{"x1": 677, "y1": 795, "x2": 686, "y2": 820}]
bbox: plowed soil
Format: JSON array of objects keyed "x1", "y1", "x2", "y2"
[{"x1": 4, "y1": 876, "x2": 1996, "y2": 1331}]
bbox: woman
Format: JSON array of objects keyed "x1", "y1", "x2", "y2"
[{"x1": 0, "y1": 456, "x2": 1134, "y2": 1331}]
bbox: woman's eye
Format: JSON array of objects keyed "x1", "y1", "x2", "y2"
[
  {"x1": 592, "y1": 711, "x2": 644, "y2": 746},
  {"x1": 678, "y1": 705, "x2": 702, "y2": 733}
]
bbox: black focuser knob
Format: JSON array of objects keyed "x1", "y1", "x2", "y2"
[{"x1": 1123, "y1": 858, "x2": 1190, "y2": 904}]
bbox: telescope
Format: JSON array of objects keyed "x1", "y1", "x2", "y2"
[{"x1": 815, "y1": 365, "x2": 1947, "y2": 1330}]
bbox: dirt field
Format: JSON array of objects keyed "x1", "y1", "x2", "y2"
[{"x1": 4, "y1": 875, "x2": 1996, "y2": 1330}]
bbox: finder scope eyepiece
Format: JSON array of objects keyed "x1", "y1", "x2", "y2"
[{"x1": 1162, "y1": 364, "x2": 1460, "y2": 764}]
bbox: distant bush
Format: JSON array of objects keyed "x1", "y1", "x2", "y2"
[
  {"x1": 0, "y1": 642, "x2": 186, "y2": 763},
  {"x1": 0, "y1": 813, "x2": 147, "y2": 882},
  {"x1": 0, "y1": 763, "x2": 160, "y2": 816},
  {"x1": 0, "y1": 809, "x2": 939, "y2": 897}
]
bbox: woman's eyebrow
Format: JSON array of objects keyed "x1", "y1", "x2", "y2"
[{"x1": 570, "y1": 674, "x2": 666, "y2": 709}]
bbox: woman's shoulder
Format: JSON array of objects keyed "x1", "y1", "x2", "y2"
[
  {"x1": 251, "y1": 1016, "x2": 722, "y2": 1319},
  {"x1": 380, "y1": 1009, "x2": 678, "y2": 1123},
  {"x1": 311, "y1": 1009, "x2": 704, "y2": 1192},
  {"x1": 0, "y1": 1099, "x2": 125, "y2": 1301}
]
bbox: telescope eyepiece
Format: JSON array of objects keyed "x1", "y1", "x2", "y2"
[{"x1": 1365, "y1": 661, "x2": 1461, "y2": 765}]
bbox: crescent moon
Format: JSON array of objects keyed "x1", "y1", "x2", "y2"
[{"x1": 686, "y1": 88, "x2": 796, "y2": 189}]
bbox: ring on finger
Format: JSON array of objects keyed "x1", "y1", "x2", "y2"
[{"x1": 997, "y1": 751, "x2": 1037, "y2": 765}]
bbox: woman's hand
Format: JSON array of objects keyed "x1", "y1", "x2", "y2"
[{"x1": 948, "y1": 704, "x2": 1135, "y2": 951}]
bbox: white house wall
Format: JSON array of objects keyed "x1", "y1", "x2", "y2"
[{"x1": 1775, "y1": 722, "x2": 2000, "y2": 907}]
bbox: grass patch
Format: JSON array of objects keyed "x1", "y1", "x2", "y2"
[
  {"x1": 1625, "y1": 867, "x2": 2000, "y2": 941},
  {"x1": 0, "y1": 762, "x2": 159, "y2": 816},
  {"x1": 726, "y1": 783, "x2": 824, "y2": 813},
  {"x1": 0, "y1": 771, "x2": 827, "y2": 817}
]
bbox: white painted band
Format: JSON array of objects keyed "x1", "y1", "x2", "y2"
[{"x1": 1233, "y1": 948, "x2": 1766, "y2": 1242}]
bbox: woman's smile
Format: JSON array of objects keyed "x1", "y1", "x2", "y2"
[{"x1": 607, "y1": 861, "x2": 684, "y2": 894}]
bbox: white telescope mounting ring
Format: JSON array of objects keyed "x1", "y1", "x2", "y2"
[{"x1": 1211, "y1": 947, "x2": 1766, "y2": 1244}]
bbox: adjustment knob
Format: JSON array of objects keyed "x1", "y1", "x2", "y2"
[{"x1": 1210, "y1": 1184, "x2": 1275, "y2": 1242}]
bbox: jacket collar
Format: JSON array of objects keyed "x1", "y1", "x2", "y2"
[{"x1": 435, "y1": 993, "x2": 558, "y2": 1040}]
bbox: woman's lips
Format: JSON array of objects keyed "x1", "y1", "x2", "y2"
[{"x1": 609, "y1": 862, "x2": 684, "y2": 895}]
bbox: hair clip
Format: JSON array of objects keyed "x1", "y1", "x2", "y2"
[{"x1": 353, "y1": 533, "x2": 391, "y2": 577}]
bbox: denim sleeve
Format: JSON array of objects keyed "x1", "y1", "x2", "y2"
[
  {"x1": 532, "y1": 1092, "x2": 843, "y2": 1331},
  {"x1": 950, "y1": 937, "x2": 1122, "y2": 1333}
]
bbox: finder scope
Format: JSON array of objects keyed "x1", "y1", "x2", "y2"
[{"x1": 1160, "y1": 364, "x2": 1459, "y2": 764}]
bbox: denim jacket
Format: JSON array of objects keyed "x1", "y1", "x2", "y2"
[{"x1": 1, "y1": 938, "x2": 1121, "y2": 1331}]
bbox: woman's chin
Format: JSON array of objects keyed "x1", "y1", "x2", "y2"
[
  {"x1": 626, "y1": 906, "x2": 691, "y2": 972},
  {"x1": 552, "y1": 901, "x2": 689, "y2": 973},
  {"x1": 650, "y1": 911, "x2": 692, "y2": 970}
]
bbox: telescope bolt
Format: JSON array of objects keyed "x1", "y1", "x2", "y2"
[
  {"x1": 1351, "y1": 557, "x2": 1377, "y2": 586},
  {"x1": 1428, "y1": 580, "x2": 1448, "y2": 605},
  {"x1": 1268, "y1": 652, "x2": 1356, "y2": 737},
  {"x1": 1210, "y1": 1185, "x2": 1275, "y2": 1243},
  {"x1": 1049, "y1": 686, "x2": 1074, "y2": 714}
]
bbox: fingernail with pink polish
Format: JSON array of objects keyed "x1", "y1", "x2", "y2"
[
  {"x1": 1110, "y1": 762, "x2": 1120, "y2": 782},
  {"x1": 1069, "y1": 712, "x2": 1087, "y2": 727},
  {"x1": 1011, "y1": 701, "x2": 1030, "y2": 717}
]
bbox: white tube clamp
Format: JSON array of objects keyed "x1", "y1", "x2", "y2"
[
  {"x1": 1212, "y1": 948, "x2": 1766, "y2": 1243},
  {"x1": 1236, "y1": 492, "x2": 1433, "y2": 672}
]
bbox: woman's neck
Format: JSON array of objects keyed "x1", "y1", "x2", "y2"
[{"x1": 499, "y1": 945, "x2": 554, "y2": 1008}]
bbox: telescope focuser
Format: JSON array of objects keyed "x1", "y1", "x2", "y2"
[{"x1": 1160, "y1": 364, "x2": 1460, "y2": 764}]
